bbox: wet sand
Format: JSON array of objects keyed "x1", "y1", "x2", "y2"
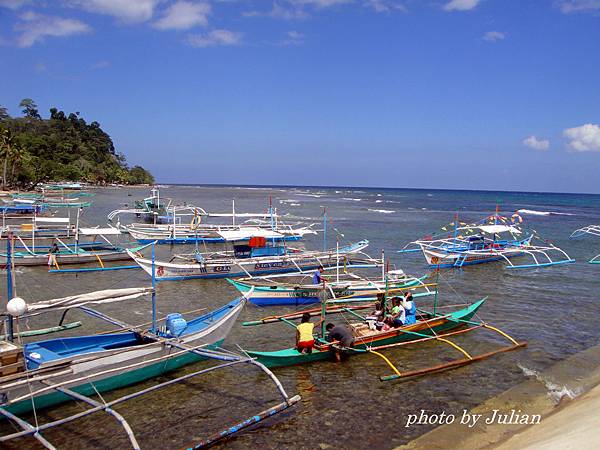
[{"x1": 399, "y1": 343, "x2": 600, "y2": 450}]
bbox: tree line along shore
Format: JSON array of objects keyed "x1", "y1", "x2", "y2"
[{"x1": 0, "y1": 99, "x2": 154, "y2": 190}]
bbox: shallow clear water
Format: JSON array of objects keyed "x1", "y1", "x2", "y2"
[{"x1": 1, "y1": 185, "x2": 599, "y2": 449}]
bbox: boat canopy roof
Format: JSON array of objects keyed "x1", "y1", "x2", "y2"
[
  {"x1": 35, "y1": 217, "x2": 70, "y2": 224},
  {"x1": 468, "y1": 224, "x2": 521, "y2": 235},
  {"x1": 78, "y1": 227, "x2": 122, "y2": 235},
  {"x1": 15, "y1": 287, "x2": 153, "y2": 314},
  {"x1": 216, "y1": 228, "x2": 284, "y2": 241}
]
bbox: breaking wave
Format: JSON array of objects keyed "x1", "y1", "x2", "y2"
[
  {"x1": 368, "y1": 208, "x2": 395, "y2": 214},
  {"x1": 519, "y1": 365, "x2": 582, "y2": 404},
  {"x1": 517, "y1": 209, "x2": 575, "y2": 216}
]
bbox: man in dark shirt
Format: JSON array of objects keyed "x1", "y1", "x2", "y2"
[{"x1": 325, "y1": 323, "x2": 355, "y2": 347}]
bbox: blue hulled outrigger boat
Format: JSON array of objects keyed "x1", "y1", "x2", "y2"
[
  {"x1": 0, "y1": 241, "x2": 300, "y2": 448},
  {"x1": 400, "y1": 211, "x2": 574, "y2": 269}
]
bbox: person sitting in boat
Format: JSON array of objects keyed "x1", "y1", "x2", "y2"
[
  {"x1": 390, "y1": 297, "x2": 406, "y2": 328},
  {"x1": 365, "y1": 299, "x2": 385, "y2": 331},
  {"x1": 296, "y1": 313, "x2": 315, "y2": 354},
  {"x1": 312, "y1": 267, "x2": 325, "y2": 285},
  {"x1": 402, "y1": 291, "x2": 417, "y2": 325}
]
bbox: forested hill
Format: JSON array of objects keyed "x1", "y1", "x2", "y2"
[{"x1": 0, "y1": 99, "x2": 154, "y2": 188}]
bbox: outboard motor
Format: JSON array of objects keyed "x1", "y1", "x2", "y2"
[{"x1": 165, "y1": 313, "x2": 187, "y2": 337}]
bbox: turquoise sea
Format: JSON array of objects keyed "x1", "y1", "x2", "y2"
[{"x1": 2, "y1": 185, "x2": 600, "y2": 449}]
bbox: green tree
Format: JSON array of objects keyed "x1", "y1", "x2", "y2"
[
  {"x1": 0, "y1": 128, "x2": 14, "y2": 190},
  {"x1": 0, "y1": 106, "x2": 10, "y2": 121},
  {"x1": 19, "y1": 98, "x2": 41, "y2": 119}
]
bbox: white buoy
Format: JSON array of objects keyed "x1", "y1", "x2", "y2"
[{"x1": 7, "y1": 297, "x2": 28, "y2": 316}]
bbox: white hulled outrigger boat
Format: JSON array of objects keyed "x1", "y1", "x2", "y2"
[
  {"x1": 129, "y1": 230, "x2": 374, "y2": 281},
  {"x1": 109, "y1": 191, "x2": 317, "y2": 244},
  {"x1": 400, "y1": 211, "x2": 574, "y2": 269}
]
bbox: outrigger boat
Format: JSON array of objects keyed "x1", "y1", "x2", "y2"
[
  {"x1": 111, "y1": 196, "x2": 316, "y2": 244},
  {"x1": 570, "y1": 225, "x2": 600, "y2": 263},
  {"x1": 242, "y1": 283, "x2": 527, "y2": 380},
  {"x1": 399, "y1": 211, "x2": 574, "y2": 269},
  {"x1": 129, "y1": 237, "x2": 373, "y2": 281},
  {"x1": 0, "y1": 227, "x2": 144, "y2": 269},
  {"x1": 0, "y1": 245, "x2": 300, "y2": 448},
  {"x1": 227, "y1": 264, "x2": 435, "y2": 307}
]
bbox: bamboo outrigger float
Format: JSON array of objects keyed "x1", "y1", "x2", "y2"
[
  {"x1": 399, "y1": 210, "x2": 574, "y2": 269},
  {"x1": 242, "y1": 280, "x2": 527, "y2": 380},
  {"x1": 0, "y1": 244, "x2": 301, "y2": 448},
  {"x1": 570, "y1": 225, "x2": 600, "y2": 263}
]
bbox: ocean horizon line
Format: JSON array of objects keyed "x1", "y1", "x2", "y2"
[{"x1": 156, "y1": 182, "x2": 600, "y2": 197}]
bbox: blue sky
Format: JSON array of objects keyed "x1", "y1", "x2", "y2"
[{"x1": 1, "y1": 0, "x2": 599, "y2": 193}]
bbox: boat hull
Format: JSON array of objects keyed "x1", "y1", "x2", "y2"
[
  {"x1": 421, "y1": 247, "x2": 524, "y2": 268},
  {"x1": 244, "y1": 300, "x2": 484, "y2": 368},
  {"x1": 1, "y1": 298, "x2": 244, "y2": 415},
  {"x1": 128, "y1": 241, "x2": 371, "y2": 281},
  {"x1": 228, "y1": 277, "x2": 428, "y2": 307}
]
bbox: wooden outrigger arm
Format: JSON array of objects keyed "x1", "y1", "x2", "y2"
[{"x1": 361, "y1": 323, "x2": 527, "y2": 382}]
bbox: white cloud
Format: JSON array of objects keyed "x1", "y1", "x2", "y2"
[
  {"x1": 279, "y1": 30, "x2": 305, "y2": 45},
  {"x1": 290, "y1": 0, "x2": 353, "y2": 8},
  {"x1": 153, "y1": 1, "x2": 211, "y2": 30},
  {"x1": 15, "y1": 11, "x2": 91, "y2": 47},
  {"x1": 483, "y1": 31, "x2": 505, "y2": 42},
  {"x1": 0, "y1": 0, "x2": 31, "y2": 9},
  {"x1": 523, "y1": 135, "x2": 550, "y2": 151},
  {"x1": 563, "y1": 124, "x2": 600, "y2": 152},
  {"x1": 557, "y1": 0, "x2": 600, "y2": 14},
  {"x1": 443, "y1": 0, "x2": 480, "y2": 11},
  {"x1": 364, "y1": 0, "x2": 406, "y2": 12},
  {"x1": 243, "y1": 3, "x2": 308, "y2": 20},
  {"x1": 68, "y1": 0, "x2": 159, "y2": 23},
  {"x1": 187, "y1": 29, "x2": 242, "y2": 47}
]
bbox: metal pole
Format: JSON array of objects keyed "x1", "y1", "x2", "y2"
[
  {"x1": 75, "y1": 207, "x2": 81, "y2": 252},
  {"x1": 336, "y1": 241, "x2": 339, "y2": 282},
  {"x1": 433, "y1": 267, "x2": 440, "y2": 316},
  {"x1": 323, "y1": 208, "x2": 327, "y2": 252},
  {"x1": 6, "y1": 234, "x2": 14, "y2": 342},
  {"x1": 151, "y1": 243, "x2": 157, "y2": 333}
]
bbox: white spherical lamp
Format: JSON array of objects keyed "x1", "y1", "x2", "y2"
[{"x1": 7, "y1": 297, "x2": 28, "y2": 316}]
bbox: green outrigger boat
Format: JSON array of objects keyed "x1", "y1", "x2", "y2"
[{"x1": 243, "y1": 293, "x2": 526, "y2": 380}]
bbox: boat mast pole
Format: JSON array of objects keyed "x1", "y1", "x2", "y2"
[
  {"x1": 381, "y1": 249, "x2": 385, "y2": 281},
  {"x1": 151, "y1": 243, "x2": 157, "y2": 333},
  {"x1": 269, "y1": 196, "x2": 274, "y2": 230},
  {"x1": 336, "y1": 241, "x2": 339, "y2": 283},
  {"x1": 75, "y1": 206, "x2": 81, "y2": 253},
  {"x1": 433, "y1": 266, "x2": 440, "y2": 316},
  {"x1": 323, "y1": 207, "x2": 327, "y2": 252},
  {"x1": 232, "y1": 200, "x2": 235, "y2": 226},
  {"x1": 6, "y1": 233, "x2": 14, "y2": 342},
  {"x1": 321, "y1": 279, "x2": 327, "y2": 337}
]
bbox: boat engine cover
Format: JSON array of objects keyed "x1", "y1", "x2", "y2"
[{"x1": 165, "y1": 313, "x2": 187, "y2": 337}]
